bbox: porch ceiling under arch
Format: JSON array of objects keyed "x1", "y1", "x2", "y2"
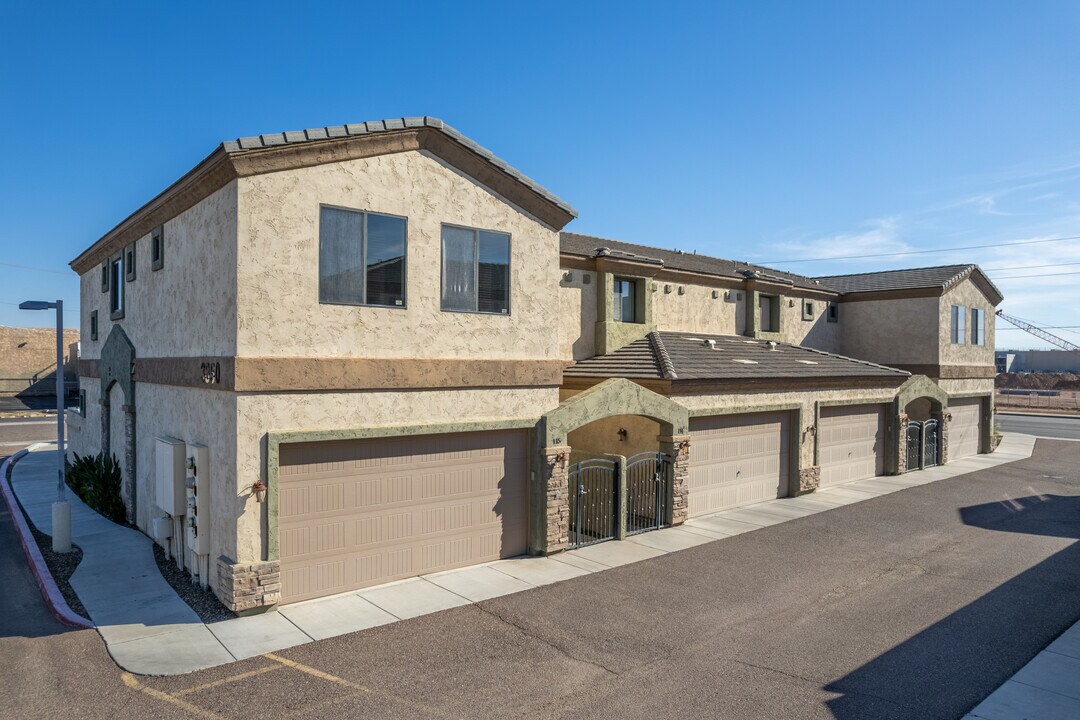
[{"x1": 540, "y1": 378, "x2": 689, "y2": 447}]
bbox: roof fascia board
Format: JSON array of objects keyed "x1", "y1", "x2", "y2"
[{"x1": 595, "y1": 256, "x2": 665, "y2": 278}]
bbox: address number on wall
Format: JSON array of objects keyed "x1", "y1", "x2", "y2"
[{"x1": 200, "y1": 361, "x2": 221, "y2": 385}]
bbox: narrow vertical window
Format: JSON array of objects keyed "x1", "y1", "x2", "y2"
[
  {"x1": 612, "y1": 278, "x2": 637, "y2": 322},
  {"x1": 440, "y1": 225, "x2": 511, "y2": 314},
  {"x1": 101, "y1": 261, "x2": 109, "y2": 292},
  {"x1": 950, "y1": 305, "x2": 967, "y2": 344},
  {"x1": 109, "y1": 256, "x2": 124, "y2": 319},
  {"x1": 90, "y1": 310, "x2": 98, "y2": 341},
  {"x1": 125, "y1": 243, "x2": 136, "y2": 282},
  {"x1": 151, "y1": 225, "x2": 164, "y2": 271},
  {"x1": 971, "y1": 308, "x2": 985, "y2": 346},
  {"x1": 318, "y1": 206, "x2": 407, "y2": 307},
  {"x1": 827, "y1": 301, "x2": 839, "y2": 322}
]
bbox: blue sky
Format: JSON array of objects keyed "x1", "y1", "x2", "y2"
[{"x1": 2, "y1": 1, "x2": 1079, "y2": 349}]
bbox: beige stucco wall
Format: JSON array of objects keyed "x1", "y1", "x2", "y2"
[
  {"x1": 66, "y1": 381, "x2": 99, "y2": 461},
  {"x1": 560, "y1": 272, "x2": 597, "y2": 361},
  {"x1": 235, "y1": 150, "x2": 561, "y2": 362},
  {"x1": 938, "y1": 378, "x2": 995, "y2": 396},
  {"x1": 79, "y1": 182, "x2": 238, "y2": 362},
  {"x1": 839, "y1": 296, "x2": 940, "y2": 367},
  {"x1": 134, "y1": 383, "x2": 238, "y2": 579},
  {"x1": 567, "y1": 414, "x2": 662, "y2": 459},
  {"x1": 652, "y1": 283, "x2": 740, "y2": 338},
  {"x1": 939, "y1": 279, "x2": 997, "y2": 367},
  {"x1": 233, "y1": 386, "x2": 559, "y2": 563}
]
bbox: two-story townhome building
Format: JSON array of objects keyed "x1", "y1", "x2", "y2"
[{"x1": 67, "y1": 117, "x2": 1001, "y2": 612}]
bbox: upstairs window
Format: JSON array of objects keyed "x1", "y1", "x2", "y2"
[
  {"x1": 441, "y1": 225, "x2": 511, "y2": 314},
  {"x1": 971, "y1": 308, "x2": 985, "y2": 346},
  {"x1": 802, "y1": 299, "x2": 814, "y2": 321},
  {"x1": 319, "y1": 206, "x2": 407, "y2": 308},
  {"x1": 151, "y1": 225, "x2": 164, "y2": 271},
  {"x1": 950, "y1": 304, "x2": 967, "y2": 344},
  {"x1": 827, "y1": 301, "x2": 839, "y2": 323},
  {"x1": 759, "y1": 293, "x2": 780, "y2": 332},
  {"x1": 109, "y1": 255, "x2": 124, "y2": 319},
  {"x1": 125, "y1": 243, "x2": 136, "y2": 282},
  {"x1": 613, "y1": 278, "x2": 637, "y2": 322}
]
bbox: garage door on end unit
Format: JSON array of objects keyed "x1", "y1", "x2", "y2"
[
  {"x1": 949, "y1": 398, "x2": 983, "y2": 459},
  {"x1": 688, "y1": 412, "x2": 790, "y2": 517},
  {"x1": 278, "y1": 430, "x2": 528, "y2": 604},
  {"x1": 818, "y1": 404, "x2": 886, "y2": 487}
]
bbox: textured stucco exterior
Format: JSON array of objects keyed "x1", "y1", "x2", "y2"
[
  {"x1": 839, "y1": 296, "x2": 941, "y2": 366},
  {"x1": 235, "y1": 150, "x2": 560, "y2": 362},
  {"x1": 559, "y1": 272, "x2": 597, "y2": 361},
  {"x1": 235, "y1": 387, "x2": 559, "y2": 563},
  {"x1": 939, "y1": 279, "x2": 997, "y2": 368}
]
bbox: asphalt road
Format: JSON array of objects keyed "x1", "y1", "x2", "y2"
[
  {"x1": 0, "y1": 417, "x2": 59, "y2": 458},
  {"x1": 996, "y1": 412, "x2": 1080, "y2": 440},
  {"x1": 4, "y1": 439, "x2": 1080, "y2": 719}
]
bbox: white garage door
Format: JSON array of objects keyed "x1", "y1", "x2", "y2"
[
  {"x1": 819, "y1": 404, "x2": 886, "y2": 487},
  {"x1": 688, "y1": 412, "x2": 790, "y2": 517},
  {"x1": 950, "y1": 398, "x2": 983, "y2": 459},
  {"x1": 278, "y1": 430, "x2": 528, "y2": 604}
]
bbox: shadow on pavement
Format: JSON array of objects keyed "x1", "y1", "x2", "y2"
[
  {"x1": 823, "y1": 492, "x2": 1080, "y2": 719},
  {"x1": 0, "y1": 500, "x2": 73, "y2": 639}
]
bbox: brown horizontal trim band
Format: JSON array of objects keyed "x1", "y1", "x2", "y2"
[
  {"x1": 668, "y1": 377, "x2": 906, "y2": 394},
  {"x1": 86, "y1": 356, "x2": 567, "y2": 391},
  {"x1": 891, "y1": 364, "x2": 996, "y2": 380},
  {"x1": 838, "y1": 287, "x2": 942, "y2": 303},
  {"x1": 595, "y1": 256, "x2": 664, "y2": 278}
]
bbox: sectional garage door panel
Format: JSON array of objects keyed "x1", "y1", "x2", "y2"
[
  {"x1": 950, "y1": 398, "x2": 983, "y2": 459},
  {"x1": 819, "y1": 404, "x2": 886, "y2": 488},
  {"x1": 688, "y1": 412, "x2": 790, "y2": 517},
  {"x1": 278, "y1": 430, "x2": 528, "y2": 604}
]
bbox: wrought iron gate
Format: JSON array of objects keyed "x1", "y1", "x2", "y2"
[
  {"x1": 923, "y1": 419, "x2": 940, "y2": 468},
  {"x1": 568, "y1": 458, "x2": 618, "y2": 549},
  {"x1": 625, "y1": 452, "x2": 670, "y2": 535},
  {"x1": 906, "y1": 421, "x2": 923, "y2": 471}
]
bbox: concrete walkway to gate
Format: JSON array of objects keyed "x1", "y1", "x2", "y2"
[{"x1": 7, "y1": 434, "x2": 1036, "y2": 676}]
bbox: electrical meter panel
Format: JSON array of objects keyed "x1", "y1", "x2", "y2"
[
  {"x1": 154, "y1": 437, "x2": 186, "y2": 516},
  {"x1": 185, "y1": 443, "x2": 210, "y2": 554}
]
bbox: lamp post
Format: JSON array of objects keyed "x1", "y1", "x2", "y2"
[{"x1": 19, "y1": 300, "x2": 71, "y2": 553}]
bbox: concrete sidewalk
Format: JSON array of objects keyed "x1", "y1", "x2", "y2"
[{"x1": 9, "y1": 434, "x2": 1036, "y2": 676}]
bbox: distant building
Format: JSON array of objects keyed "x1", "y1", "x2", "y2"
[{"x1": 996, "y1": 349, "x2": 1080, "y2": 374}]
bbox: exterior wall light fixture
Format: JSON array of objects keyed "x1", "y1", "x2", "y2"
[{"x1": 251, "y1": 481, "x2": 267, "y2": 503}]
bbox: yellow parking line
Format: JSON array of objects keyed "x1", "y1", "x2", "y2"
[
  {"x1": 263, "y1": 652, "x2": 371, "y2": 693},
  {"x1": 173, "y1": 664, "x2": 285, "y2": 697},
  {"x1": 121, "y1": 672, "x2": 224, "y2": 719}
]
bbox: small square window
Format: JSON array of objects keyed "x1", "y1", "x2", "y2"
[
  {"x1": 613, "y1": 278, "x2": 638, "y2": 323},
  {"x1": 125, "y1": 243, "x2": 136, "y2": 282},
  {"x1": 151, "y1": 225, "x2": 164, "y2": 271},
  {"x1": 90, "y1": 310, "x2": 98, "y2": 341},
  {"x1": 802, "y1": 300, "x2": 814, "y2": 321},
  {"x1": 827, "y1": 302, "x2": 839, "y2": 323}
]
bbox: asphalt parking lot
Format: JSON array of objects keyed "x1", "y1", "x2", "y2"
[{"x1": 4, "y1": 439, "x2": 1079, "y2": 719}]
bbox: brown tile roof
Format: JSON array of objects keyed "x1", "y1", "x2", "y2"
[
  {"x1": 564, "y1": 332, "x2": 910, "y2": 382},
  {"x1": 560, "y1": 233, "x2": 832, "y2": 292},
  {"x1": 814, "y1": 264, "x2": 1003, "y2": 304}
]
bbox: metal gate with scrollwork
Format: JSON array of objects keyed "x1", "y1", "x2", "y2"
[
  {"x1": 568, "y1": 458, "x2": 618, "y2": 549},
  {"x1": 625, "y1": 452, "x2": 670, "y2": 535},
  {"x1": 906, "y1": 421, "x2": 923, "y2": 471},
  {"x1": 923, "y1": 419, "x2": 940, "y2": 468}
]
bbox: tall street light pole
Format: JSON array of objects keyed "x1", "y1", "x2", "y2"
[{"x1": 19, "y1": 299, "x2": 71, "y2": 553}]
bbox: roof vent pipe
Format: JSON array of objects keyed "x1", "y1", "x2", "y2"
[
  {"x1": 767, "y1": 341, "x2": 778, "y2": 351},
  {"x1": 704, "y1": 339, "x2": 716, "y2": 348}
]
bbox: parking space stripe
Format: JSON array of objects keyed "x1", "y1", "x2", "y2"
[
  {"x1": 121, "y1": 672, "x2": 224, "y2": 719},
  {"x1": 263, "y1": 652, "x2": 371, "y2": 693},
  {"x1": 172, "y1": 664, "x2": 285, "y2": 697}
]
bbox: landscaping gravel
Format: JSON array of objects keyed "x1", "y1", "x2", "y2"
[
  {"x1": 22, "y1": 506, "x2": 88, "y2": 620},
  {"x1": 152, "y1": 543, "x2": 236, "y2": 624}
]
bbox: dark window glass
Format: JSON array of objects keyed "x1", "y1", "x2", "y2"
[
  {"x1": 110, "y1": 258, "x2": 124, "y2": 315},
  {"x1": 90, "y1": 310, "x2": 98, "y2": 341},
  {"x1": 613, "y1": 279, "x2": 636, "y2": 322},
  {"x1": 151, "y1": 225, "x2": 164, "y2": 270},
  {"x1": 441, "y1": 226, "x2": 511, "y2": 314},
  {"x1": 319, "y1": 207, "x2": 406, "y2": 307}
]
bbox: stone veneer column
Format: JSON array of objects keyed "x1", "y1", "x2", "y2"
[
  {"x1": 896, "y1": 412, "x2": 909, "y2": 475},
  {"x1": 216, "y1": 556, "x2": 281, "y2": 613},
  {"x1": 659, "y1": 435, "x2": 690, "y2": 525},
  {"x1": 935, "y1": 409, "x2": 950, "y2": 465},
  {"x1": 797, "y1": 466, "x2": 821, "y2": 494},
  {"x1": 542, "y1": 445, "x2": 570, "y2": 554},
  {"x1": 99, "y1": 397, "x2": 110, "y2": 457},
  {"x1": 122, "y1": 404, "x2": 137, "y2": 524}
]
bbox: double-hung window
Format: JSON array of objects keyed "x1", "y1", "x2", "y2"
[
  {"x1": 319, "y1": 206, "x2": 407, "y2": 307},
  {"x1": 441, "y1": 225, "x2": 511, "y2": 314},
  {"x1": 613, "y1": 278, "x2": 637, "y2": 322},
  {"x1": 950, "y1": 304, "x2": 967, "y2": 344},
  {"x1": 971, "y1": 308, "x2": 985, "y2": 346}
]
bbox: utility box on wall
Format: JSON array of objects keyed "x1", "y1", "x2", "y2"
[
  {"x1": 185, "y1": 443, "x2": 210, "y2": 555},
  {"x1": 154, "y1": 437, "x2": 187, "y2": 516}
]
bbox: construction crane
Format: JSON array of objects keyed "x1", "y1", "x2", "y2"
[{"x1": 995, "y1": 310, "x2": 1080, "y2": 351}]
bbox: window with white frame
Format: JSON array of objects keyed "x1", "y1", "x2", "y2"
[
  {"x1": 441, "y1": 225, "x2": 511, "y2": 314},
  {"x1": 613, "y1": 278, "x2": 637, "y2": 323},
  {"x1": 950, "y1": 304, "x2": 967, "y2": 344},
  {"x1": 971, "y1": 308, "x2": 985, "y2": 346},
  {"x1": 319, "y1": 206, "x2": 407, "y2": 308}
]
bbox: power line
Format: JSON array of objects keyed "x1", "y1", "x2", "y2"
[
  {"x1": 759, "y1": 234, "x2": 1080, "y2": 265},
  {"x1": 982, "y1": 260, "x2": 1080, "y2": 272},
  {"x1": 989, "y1": 270, "x2": 1080, "y2": 281},
  {"x1": 0, "y1": 300, "x2": 78, "y2": 314},
  {"x1": 0, "y1": 261, "x2": 72, "y2": 276}
]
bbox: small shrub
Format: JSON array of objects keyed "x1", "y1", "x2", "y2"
[{"x1": 66, "y1": 452, "x2": 127, "y2": 524}]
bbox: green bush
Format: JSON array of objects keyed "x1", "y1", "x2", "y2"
[{"x1": 66, "y1": 452, "x2": 127, "y2": 524}]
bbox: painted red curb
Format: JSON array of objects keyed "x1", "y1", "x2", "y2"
[{"x1": 1, "y1": 451, "x2": 94, "y2": 630}]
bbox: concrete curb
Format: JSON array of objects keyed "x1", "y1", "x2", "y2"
[
  {"x1": 1, "y1": 450, "x2": 94, "y2": 630},
  {"x1": 997, "y1": 410, "x2": 1080, "y2": 420}
]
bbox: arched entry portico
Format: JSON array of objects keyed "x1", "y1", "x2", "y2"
[
  {"x1": 894, "y1": 375, "x2": 949, "y2": 473},
  {"x1": 533, "y1": 379, "x2": 690, "y2": 554},
  {"x1": 99, "y1": 325, "x2": 137, "y2": 523}
]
